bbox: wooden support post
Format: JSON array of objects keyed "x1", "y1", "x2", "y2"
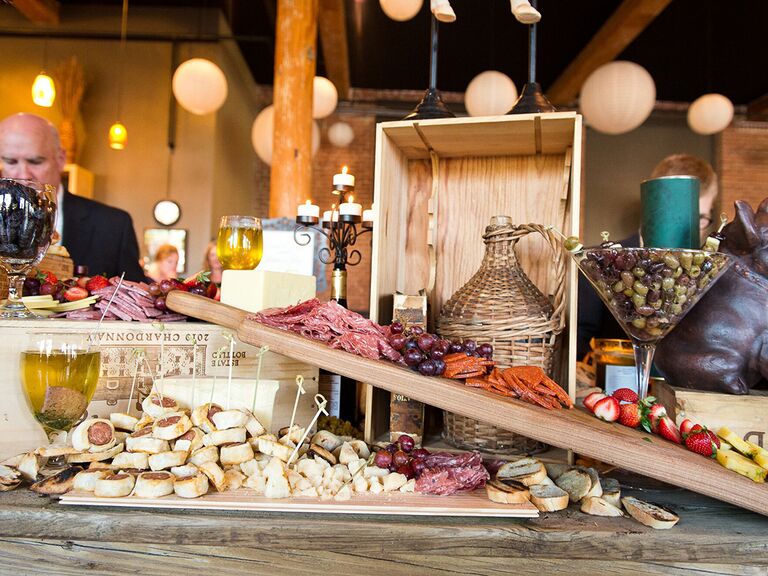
[
  {"x1": 319, "y1": 0, "x2": 350, "y2": 101},
  {"x1": 269, "y1": 0, "x2": 319, "y2": 218}
]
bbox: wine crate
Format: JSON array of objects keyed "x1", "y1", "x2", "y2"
[
  {"x1": 653, "y1": 380, "x2": 768, "y2": 448},
  {"x1": 365, "y1": 113, "x2": 582, "y2": 443},
  {"x1": 0, "y1": 319, "x2": 318, "y2": 459}
]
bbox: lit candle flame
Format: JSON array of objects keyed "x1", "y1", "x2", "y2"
[
  {"x1": 305, "y1": 199, "x2": 312, "y2": 205},
  {"x1": 342, "y1": 166, "x2": 348, "y2": 175},
  {"x1": 348, "y1": 195, "x2": 354, "y2": 203}
]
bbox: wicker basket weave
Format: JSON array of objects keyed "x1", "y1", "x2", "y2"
[{"x1": 437, "y1": 216, "x2": 567, "y2": 454}]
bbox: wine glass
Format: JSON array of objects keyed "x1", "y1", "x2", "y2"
[
  {"x1": 573, "y1": 247, "x2": 732, "y2": 399},
  {"x1": 0, "y1": 178, "x2": 57, "y2": 319},
  {"x1": 216, "y1": 215, "x2": 263, "y2": 270},
  {"x1": 20, "y1": 332, "x2": 101, "y2": 447}
]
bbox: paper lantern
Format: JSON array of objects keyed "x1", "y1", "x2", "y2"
[
  {"x1": 380, "y1": 0, "x2": 423, "y2": 21},
  {"x1": 464, "y1": 71, "x2": 517, "y2": 117},
  {"x1": 687, "y1": 93, "x2": 734, "y2": 135},
  {"x1": 328, "y1": 122, "x2": 355, "y2": 148},
  {"x1": 579, "y1": 61, "x2": 656, "y2": 135},
  {"x1": 108, "y1": 122, "x2": 127, "y2": 150},
  {"x1": 251, "y1": 105, "x2": 320, "y2": 165},
  {"x1": 313, "y1": 76, "x2": 338, "y2": 119},
  {"x1": 31, "y1": 72, "x2": 55, "y2": 107},
  {"x1": 172, "y1": 58, "x2": 228, "y2": 115}
]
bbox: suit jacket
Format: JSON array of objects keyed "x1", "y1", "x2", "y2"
[{"x1": 61, "y1": 191, "x2": 146, "y2": 282}]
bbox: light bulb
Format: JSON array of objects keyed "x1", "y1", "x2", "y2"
[
  {"x1": 109, "y1": 122, "x2": 128, "y2": 150},
  {"x1": 32, "y1": 73, "x2": 56, "y2": 107}
]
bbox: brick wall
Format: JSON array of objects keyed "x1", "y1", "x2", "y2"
[{"x1": 717, "y1": 122, "x2": 768, "y2": 217}]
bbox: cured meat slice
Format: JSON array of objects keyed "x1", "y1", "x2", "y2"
[
  {"x1": 329, "y1": 332, "x2": 380, "y2": 360},
  {"x1": 415, "y1": 451, "x2": 490, "y2": 496}
]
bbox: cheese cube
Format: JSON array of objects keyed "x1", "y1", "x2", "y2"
[
  {"x1": 383, "y1": 473, "x2": 407, "y2": 492},
  {"x1": 221, "y1": 270, "x2": 316, "y2": 313},
  {"x1": 352, "y1": 476, "x2": 369, "y2": 493}
]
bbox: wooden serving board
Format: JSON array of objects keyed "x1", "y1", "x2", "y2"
[
  {"x1": 166, "y1": 292, "x2": 768, "y2": 517},
  {"x1": 59, "y1": 488, "x2": 538, "y2": 518}
]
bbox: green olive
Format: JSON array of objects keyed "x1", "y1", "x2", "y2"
[
  {"x1": 693, "y1": 252, "x2": 705, "y2": 266},
  {"x1": 623, "y1": 288, "x2": 634, "y2": 298},
  {"x1": 670, "y1": 303, "x2": 683, "y2": 315},
  {"x1": 647, "y1": 327, "x2": 664, "y2": 337},
  {"x1": 689, "y1": 265, "x2": 701, "y2": 278},
  {"x1": 675, "y1": 294, "x2": 688, "y2": 305},
  {"x1": 633, "y1": 281, "x2": 649, "y2": 296},
  {"x1": 680, "y1": 252, "x2": 693, "y2": 270},
  {"x1": 674, "y1": 285, "x2": 687, "y2": 296},
  {"x1": 621, "y1": 271, "x2": 634, "y2": 287},
  {"x1": 673, "y1": 267, "x2": 683, "y2": 278},
  {"x1": 632, "y1": 293, "x2": 646, "y2": 308},
  {"x1": 613, "y1": 281, "x2": 625, "y2": 293},
  {"x1": 633, "y1": 267, "x2": 646, "y2": 278},
  {"x1": 632, "y1": 318, "x2": 646, "y2": 329},
  {"x1": 651, "y1": 300, "x2": 662, "y2": 310},
  {"x1": 663, "y1": 254, "x2": 680, "y2": 268},
  {"x1": 662, "y1": 277, "x2": 675, "y2": 291}
]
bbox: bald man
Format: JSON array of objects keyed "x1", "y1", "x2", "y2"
[{"x1": 0, "y1": 113, "x2": 145, "y2": 281}]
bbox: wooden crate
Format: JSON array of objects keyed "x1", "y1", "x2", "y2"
[
  {"x1": 0, "y1": 319, "x2": 318, "y2": 459},
  {"x1": 365, "y1": 113, "x2": 582, "y2": 443},
  {"x1": 0, "y1": 252, "x2": 74, "y2": 298},
  {"x1": 653, "y1": 380, "x2": 768, "y2": 448}
]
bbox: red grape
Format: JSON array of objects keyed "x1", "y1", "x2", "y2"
[
  {"x1": 397, "y1": 434, "x2": 415, "y2": 453},
  {"x1": 148, "y1": 283, "x2": 162, "y2": 297},
  {"x1": 159, "y1": 279, "x2": 174, "y2": 294},
  {"x1": 417, "y1": 333, "x2": 436, "y2": 352},
  {"x1": 433, "y1": 359, "x2": 446, "y2": 376},
  {"x1": 411, "y1": 448, "x2": 430, "y2": 460},
  {"x1": 154, "y1": 296, "x2": 167, "y2": 311},
  {"x1": 392, "y1": 450, "x2": 409, "y2": 467},
  {"x1": 418, "y1": 360, "x2": 436, "y2": 376},
  {"x1": 430, "y1": 348, "x2": 445, "y2": 361},
  {"x1": 385, "y1": 443, "x2": 398, "y2": 454},
  {"x1": 410, "y1": 326, "x2": 424, "y2": 336},
  {"x1": 448, "y1": 341, "x2": 464, "y2": 354},
  {"x1": 411, "y1": 460, "x2": 427, "y2": 477},
  {"x1": 389, "y1": 322, "x2": 404, "y2": 335},
  {"x1": 373, "y1": 450, "x2": 392, "y2": 468},
  {"x1": 390, "y1": 335, "x2": 406, "y2": 351},
  {"x1": 40, "y1": 282, "x2": 57, "y2": 296},
  {"x1": 397, "y1": 463, "x2": 415, "y2": 479},
  {"x1": 477, "y1": 343, "x2": 494, "y2": 358},
  {"x1": 404, "y1": 349, "x2": 423, "y2": 367},
  {"x1": 463, "y1": 340, "x2": 477, "y2": 353}
]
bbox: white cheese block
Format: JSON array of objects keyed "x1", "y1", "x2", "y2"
[{"x1": 221, "y1": 270, "x2": 316, "y2": 313}]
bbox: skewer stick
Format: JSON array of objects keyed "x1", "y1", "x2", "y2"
[
  {"x1": 287, "y1": 394, "x2": 328, "y2": 466},
  {"x1": 127, "y1": 349, "x2": 144, "y2": 415},
  {"x1": 251, "y1": 345, "x2": 269, "y2": 414},
  {"x1": 222, "y1": 332, "x2": 236, "y2": 409},
  {"x1": 289, "y1": 374, "x2": 306, "y2": 431},
  {"x1": 209, "y1": 375, "x2": 218, "y2": 406},
  {"x1": 91, "y1": 272, "x2": 125, "y2": 337},
  {"x1": 186, "y1": 334, "x2": 198, "y2": 408}
]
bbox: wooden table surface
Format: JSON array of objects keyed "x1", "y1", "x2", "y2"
[{"x1": 0, "y1": 478, "x2": 766, "y2": 576}]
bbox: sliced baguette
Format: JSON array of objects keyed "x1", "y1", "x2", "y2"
[
  {"x1": 580, "y1": 496, "x2": 624, "y2": 517},
  {"x1": 579, "y1": 467, "x2": 603, "y2": 499},
  {"x1": 621, "y1": 496, "x2": 679, "y2": 529},
  {"x1": 485, "y1": 478, "x2": 531, "y2": 505},
  {"x1": 600, "y1": 477, "x2": 621, "y2": 508},
  {"x1": 529, "y1": 483, "x2": 569, "y2": 512},
  {"x1": 555, "y1": 468, "x2": 591, "y2": 503},
  {"x1": 544, "y1": 463, "x2": 571, "y2": 481},
  {"x1": 496, "y1": 458, "x2": 547, "y2": 487}
]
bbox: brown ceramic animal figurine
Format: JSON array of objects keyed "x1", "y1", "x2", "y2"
[{"x1": 655, "y1": 199, "x2": 768, "y2": 394}]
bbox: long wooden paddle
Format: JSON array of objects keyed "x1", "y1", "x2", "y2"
[{"x1": 167, "y1": 291, "x2": 768, "y2": 517}]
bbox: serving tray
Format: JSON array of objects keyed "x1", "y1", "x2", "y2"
[{"x1": 59, "y1": 488, "x2": 538, "y2": 517}]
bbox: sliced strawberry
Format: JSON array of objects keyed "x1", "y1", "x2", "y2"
[
  {"x1": 647, "y1": 403, "x2": 667, "y2": 433},
  {"x1": 593, "y1": 396, "x2": 620, "y2": 422},
  {"x1": 63, "y1": 286, "x2": 88, "y2": 302},
  {"x1": 706, "y1": 430, "x2": 721, "y2": 449},
  {"x1": 85, "y1": 275, "x2": 111, "y2": 292},
  {"x1": 38, "y1": 271, "x2": 58, "y2": 285},
  {"x1": 76, "y1": 276, "x2": 90, "y2": 289},
  {"x1": 583, "y1": 392, "x2": 606, "y2": 413},
  {"x1": 657, "y1": 416, "x2": 682, "y2": 444},
  {"x1": 618, "y1": 403, "x2": 642, "y2": 428},
  {"x1": 679, "y1": 419, "x2": 697, "y2": 437},
  {"x1": 611, "y1": 388, "x2": 639, "y2": 404},
  {"x1": 685, "y1": 430, "x2": 718, "y2": 457}
]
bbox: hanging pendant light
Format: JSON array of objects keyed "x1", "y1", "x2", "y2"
[
  {"x1": 32, "y1": 72, "x2": 56, "y2": 107},
  {"x1": 108, "y1": 122, "x2": 128, "y2": 150},
  {"x1": 109, "y1": 0, "x2": 129, "y2": 150}
]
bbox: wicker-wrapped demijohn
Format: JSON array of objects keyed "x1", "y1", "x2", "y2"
[{"x1": 437, "y1": 216, "x2": 566, "y2": 454}]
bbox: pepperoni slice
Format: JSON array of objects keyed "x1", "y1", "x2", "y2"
[
  {"x1": 207, "y1": 405, "x2": 222, "y2": 420},
  {"x1": 177, "y1": 429, "x2": 197, "y2": 441},
  {"x1": 87, "y1": 422, "x2": 113, "y2": 445},
  {"x1": 141, "y1": 472, "x2": 172, "y2": 480},
  {"x1": 156, "y1": 416, "x2": 182, "y2": 427},
  {"x1": 131, "y1": 427, "x2": 153, "y2": 438},
  {"x1": 151, "y1": 396, "x2": 177, "y2": 407}
]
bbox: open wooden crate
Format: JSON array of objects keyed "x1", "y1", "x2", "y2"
[{"x1": 364, "y1": 112, "x2": 582, "y2": 445}]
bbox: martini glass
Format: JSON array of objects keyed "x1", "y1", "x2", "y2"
[{"x1": 574, "y1": 247, "x2": 732, "y2": 399}]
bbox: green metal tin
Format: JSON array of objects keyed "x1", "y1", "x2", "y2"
[{"x1": 640, "y1": 176, "x2": 700, "y2": 249}]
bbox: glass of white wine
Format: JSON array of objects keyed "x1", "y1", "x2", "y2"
[
  {"x1": 216, "y1": 215, "x2": 263, "y2": 270},
  {"x1": 20, "y1": 332, "x2": 101, "y2": 443}
]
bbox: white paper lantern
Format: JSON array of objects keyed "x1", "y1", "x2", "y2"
[
  {"x1": 251, "y1": 105, "x2": 320, "y2": 165},
  {"x1": 328, "y1": 122, "x2": 355, "y2": 148},
  {"x1": 380, "y1": 0, "x2": 423, "y2": 21},
  {"x1": 464, "y1": 71, "x2": 518, "y2": 117},
  {"x1": 172, "y1": 58, "x2": 228, "y2": 115},
  {"x1": 313, "y1": 76, "x2": 338, "y2": 119},
  {"x1": 579, "y1": 61, "x2": 656, "y2": 135},
  {"x1": 687, "y1": 93, "x2": 734, "y2": 135}
]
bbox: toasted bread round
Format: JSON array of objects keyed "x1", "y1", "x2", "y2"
[
  {"x1": 580, "y1": 496, "x2": 624, "y2": 517},
  {"x1": 485, "y1": 478, "x2": 531, "y2": 504},
  {"x1": 621, "y1": 496, "x2": 679, "y2": 529},
  {"x1": 555, "y1": 469, "x2": 591, "y2": 503},
  {"x1": 529, "y1": 483, "x2": 569, "y2": 512},
  {"x1": 600, "y1": 477, "x2": 621, "y2": 508},
  {"x1": 496, "y1": 457, "x2": 547, "y2": 487}
]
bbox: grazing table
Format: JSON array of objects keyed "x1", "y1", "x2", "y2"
[{"x1": 0, "y1": 477, "x2": 766, "y2": 576}]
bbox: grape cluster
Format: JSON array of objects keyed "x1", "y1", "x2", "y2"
[
  {"x1": 148, "y1": 276, "x2": 218, "y2": 312},
  {"x1": 386, "y1": 322, "x2": 493, "y2": 376},
  {"x1": 372, "y1": 434, "x2": 430, "y2": 480}
]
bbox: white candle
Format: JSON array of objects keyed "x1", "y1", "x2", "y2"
[
  {"x1": 362, "y1": 208, "x2": 374, "y2": 223},
  {"x1": 322, "y1": 205, "x2": 340, "y2": 222},
  {"x1": 339, "y1": 195, "x2": 362, "y2": 217},
  {"x1": 333, "y1": 165, "x2": 355, "y2": 188},
  {"x1": 298, "y1": 199, "x2": 320, "y2": 218}
]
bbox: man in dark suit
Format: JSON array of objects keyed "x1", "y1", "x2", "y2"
[{"x1": 0, "y1": 113, "x2": 145, "y2": 281}]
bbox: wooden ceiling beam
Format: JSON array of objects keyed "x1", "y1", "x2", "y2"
[
  {"x1": 547, "y1": 0, "x2": 672, "y2": 105},
  {"x1": 13, "y1": 0, "x2": 60, "y2": 25},
  {"x1": 318, "y1": 0, "x2": 350, "y2": 100},
  {"x1": 747, "y1": 93, "x2": 768, "y2": 121}
]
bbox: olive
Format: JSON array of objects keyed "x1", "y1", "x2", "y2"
[
  {"x1": 632, "y1": 293, "x2": 646, "y2": 308},
  {"x1": 662, "y1": 277, "x2": 675, "y2": 291},
  {"x1": 663, "y1": 254, "x2": 680, "y2": 269},
  {"x1": 678, "y1": 274, "x2": 691, "y2": 286},
  {"x1": 649, "y1": 261, "x2": 665, "y2": 275},
  {"x1": 621, "y1": 271, "x2": 634, "y2": 287},
  {"x1": 689, "y1": 265, "x2": 701, "y2": 278},
  {"x1": 637, "y1": 305, "x2": 655, "y2": 317},
  {"x1": 647, "y1": 289, "x2": 660, "y2": 303},
  {"x1": 701, "y1": 260, "x2": 714, "y2": 273},
  {"x1": 680, "y1": 252, "x2": 693, "y2": 270},
  {"x1": 693, "y1": 252, "x2": 706, "y2": 266},
  {"x1": 633, "y1": 281, "x2": 649, "y2": 296},
  {"x1": 632, "y1": 266, "x2": 646, "y2": 278},
  {"x1": 612, "y1": 281, "x2": 625, "y2": 293},
  {"x1": 632, "y1": 318, "x2": 646, "y2": 329}
]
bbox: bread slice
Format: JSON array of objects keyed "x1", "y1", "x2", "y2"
[
  {"x1": 621, "y1": 496, "x2": 679, "y2": 529},
  {"x1": 555, "y1": 468, "x2": 591, "y2": 503},
  {"x1": 579, "y1": 467, "x2": 603, "y2": 499},
  {"x1": 529, "y1": 483, "x2": 569, "y2": 512},
  {"x1": 496, "y1": 458, "x2": 547, "y2": 487},
  {"x1": 536, "y1": 475, "x2": 556, "y2": 488},
  {"x1": 544, "y1": 462, "x2": 570, "y2": 481},
  {"x1": 600, "y1": 477, "x2": 621, "y2": 508},
  {"x1": 485, "y1": 478, "x2": 531, "y2": 504},
  {"x1": 580, "y1": 496, "x2": 624, "y2": 517}
]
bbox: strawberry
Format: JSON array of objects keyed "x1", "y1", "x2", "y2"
[
  {"x1": 706, "y1": 430, "x2": 721, "y2": 449},
  {"x1": 38, "y1": 271, "x2": 58, "y2": 285},
  {"x1": 85, "y1": 275, "x2": 111, "y2": 293},
  {"x1": 679, "y1": 419, "x2": 697, "y2": 437},
  {"x1": 657, "y1": 416, "x2": 682, "y2": 444},
  {"x1": 646, "y1": 403, "x2": 667, "y2": 433},
  {"x1": 593, "y1": 396, "x2": 620, "y2": 422},
  {"x1": 63, "y1": 286, "x2": 88, "y2": 302},
  {"x1": 76, "y1": 276, "x2": 90, "y2": 289},
  {"x1": 618, "y1": 402, "x2": 642, "y2": 428},
  {"x1": 583, "y1": 392, "x2": 606, "y2": 413},
  {"x1": 611, "y1": 388, "x2": 638, "y2": 404},
  {"x1": 685, "y1": 429, "x2": 718, "y2": 457}
]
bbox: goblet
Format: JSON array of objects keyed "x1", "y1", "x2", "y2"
[
  {"x1": 216, "y1": 215, "x2": 263, "y2": 270},
  {"x1": 0, "y1": 178, "x2": 57, "y2": 319},
  {"x1": 21, "y1": 332, "x2": 101, "y2": 446},
  {"x1": 574, "y1": 247, "x2": 732, "y2": 399}
]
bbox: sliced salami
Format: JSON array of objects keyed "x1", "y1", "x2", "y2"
[{"x1": 87, "y1": 421, "x2": 113, "y2": 445}]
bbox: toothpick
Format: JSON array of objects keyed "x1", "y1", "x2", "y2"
[
  {"x1": 289, "y1": 374, "x2": 306, "y2": 431},
  {"x1": 222, "y1": 332, "x2": 236, "y2": 409},
  {"x1": 127, "y1": 349, "x2": 144, "y2": 415},
  {"x1": 287, "y1": 394, "x2": 328, "y2": 466},
  {"x1": 186, "y1": 334, "x2": 198, "y2": 408},
  {"x1": 209, "y1": 375, "x2": 218, "y2": 406},
  {"x1": 250, "y1": 345, "x2": 269, "y2": 414},
  {"x1": 91, "y1": 272, "x2": 125, "y2": 337}
]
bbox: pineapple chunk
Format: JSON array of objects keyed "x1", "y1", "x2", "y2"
[
  {"x1": 716, "y1": 449, "x2": 767, "y2": 483},
  {"x1": 717, "y1": 427, "x2": 757, "y2": 458},
  {"x1": 746, "y1": 441, "x2": 768, "y2": 462},
  {"x1": 754, "y1": 451, "x2": 768, "y2": 471}
]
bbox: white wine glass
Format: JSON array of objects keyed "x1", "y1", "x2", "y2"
[{"x1": 216, "y1": 215, "x2": 263, "y2": 270}]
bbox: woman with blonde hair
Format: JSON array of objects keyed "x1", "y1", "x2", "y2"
[{"x1": 147, "y1": 244, "x2": 179, "y2": 282}]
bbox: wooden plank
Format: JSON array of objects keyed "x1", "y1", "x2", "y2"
[
  {"x1": 318, "y1": 0, "x2": 350, "y2": 100},
  {"x1": 747, "y1": 92, "x2": 768, "y2": 121},
  {"x1": 12, "y1": 0, "x2": 60, "y2": 25},
  {"x1": 547, "y1": 0, "x2": 673, "y2": 105},
  {"x1": 166, "y1": 292, "x2": 768, "y2": 518},
  {"x1": 269, "y1": 0, "x2": 318, "y2": 217}
]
